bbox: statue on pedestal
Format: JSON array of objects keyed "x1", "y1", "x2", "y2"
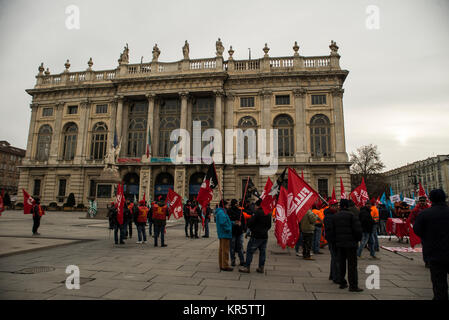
[
  {"x1": 216, "y1": 38, "x2": 224, "y2": 57},
  {"x1": 182, "y1": 40, "x2": 190, "y2": 60},
  {"x1": 152, "y1": 44, "x2": 161, "y2": 62},
  {"x1": 118, "y1": 43, "x2": 129, "y2": 64}
]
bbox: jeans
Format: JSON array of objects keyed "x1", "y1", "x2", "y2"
[
  {"x1": 379, "y1": 220, "x2": 387, "y2": 235},
  {"x1": 357, "y1": 232, "x2": 375, "y2": 257},
  {"x1": 184, "y1": 218, "x2": 190, "y2": 236},
  {"x1": 148, "y1": 220, "x2": 153, "y2": 236},
  {"x1": 337, "y1": 246, "x2": 358, "y2": 289},
  {"x1": 114, "y1": 224, "x2": 125, "y2": 244},
  {"x1": 372, "y1": 224, "x2": 379, "y2": 250},
  {"x1": 154, "y1": 223, "x2": 165, "y2": 246},
  {"x1": 328, "y1": 242, "x2": 339, "y2": 282},
  {"x1": 430, "y1": 261, "x2": 449, "y2": 300},
  {"x1": 189, "y1": 218, "x2": 199, "y2": 237},
  {"x1": 244, "y1": 237, "x2": 267, "y2": 269},
  {"x1": 32, "y1": 215, "x2": 41, "y2": 234},
  {"x1": 302, "y1": 233, "x2": 313, "y2": 258},
  {"x1": 230, "y1": 234, "x2": 245, "y2": 265},
  {"x1": 313, "y1": 225, "x2": 322, "y2": 253},
  {"x1": 204, "y1": 218, "x2": 210, "y2": 237},
  {"x1": 137, "y1": 224, "x2": 147, "y2": 242}
]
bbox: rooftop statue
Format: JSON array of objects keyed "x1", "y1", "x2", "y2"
[
  {"x1": 118, "y1": 43, "x2": 129, "y2": 64},
  {"x1": 182, "y1": 40, "x2": 189, "y2": 60},
  {"x1": 152, "y1": 44, "x2": 161, "y2": 62},
  {"x1": 216, "y1": 38, "x2": 224, "y2": 57}
]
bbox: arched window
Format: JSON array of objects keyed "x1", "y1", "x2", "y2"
[
  {"x1": 36, "y1": 125, "x2": 52, "y2": 161},
  {"x1": 127, "y1": 101, "x2": 148, "y2": 157},
  {"x1": 62, "y1": 123, "x2": 78, "y2": 160},
  {"x1": 91, "y1": 122, "x2": 108, "y2": 160},
  {"x1": 159, "y1": 99, "x2": 180, "y2": 157},
  {"x1": 237, "y1": 116, "x2": 257, "y2": 160},
  {"x1": 192, "y1": 97, "x2": 214, "y2": 155},
  {"x1": 273, "y1": 114, "x2": 294, "y2": 157},
  {"x1": 310, "y1": 114, "x2": 331, "y2": 157}
]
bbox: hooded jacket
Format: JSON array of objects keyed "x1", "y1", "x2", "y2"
[
  {"x1": 331, "y1": 209, "x2": 362, "y2": 248},
  {"x1": 247, "y1": 207, "x2": 271, "y2": 239},
  {"x1": 359, "y1": 206, "x2": 375, "y2": 233},
  {"x1": 215, "y1": 207, "x2": 232, "y2": 239},
  {"x1": 300, "y1": 210, "x2": 317, "y2": 234}
]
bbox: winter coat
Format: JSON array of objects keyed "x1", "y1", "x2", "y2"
[
  {"x1": 359, "y1": 207, "x2": 375, "y2": 233},
  {"x1": 247, "y1": 207, "x2": 271, "y2": 239},
  {"x1": 379, "y1": 206, "x2": 389, "y2": 221},
  {"x1": 414, "y1": 203, "x2": 449, "y2": 263},
  {"x1": 323, "y1": 208, "x2": 336, "y2": 244},
  {"x1": 229, "y1": 205, "x2": 246, "y2": 236},
  {"x1": 331, "y1": 209, "x2": 362, "y2": 248},
  {"x1": 215, "y1": 207, "x2": 232, "y2": 239},
  {"x1": 300, "y1": 210, "x2": 316, "y2": 234},
  {"x1": 183, "y1": 204, "x2": 191, "y2": 220}
]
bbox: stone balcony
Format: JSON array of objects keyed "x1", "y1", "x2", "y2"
[{"x1": 33, "y1": 41, "x2": 344, "y2": 89}]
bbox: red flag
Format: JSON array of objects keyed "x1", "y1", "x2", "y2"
[
  {"x1": 167, "y1": 189, "x2": 183, "y2": 219},
  {"x1": 261, "y1": 168, "x2": 287, "y2": 215},
  {"x1": 260, "y1": 178, "x2": 274, "y2": 215},
  {"x1": 197, "y1": 163, "x2": 218, "y2": 208},
  {"x1": 418, "y1": 182, "x2": 431, "y2": 207},
  {"x1": 116, "y1": 183, "x2": 125, "y2": 225},
  {"x1": 275, "y1": 186, "x2": 293, "y2": 249},
  {"x1": 340, "y1": 177, "x2": 346, "y2": 199},
  {"x1": 287, "y1": 167, "x2": 319, "y2": 223},
  {"x1": 23, "y1": 189, "x2": 35, "y2": 214},
  {"x1": 350, "y1": 178, "x2": 369, "y2": 208},
  {"x1": 301, "y1": 170, "x2": 304, "y2": 180},
  {"x1": 331, "y1": 187, "x2": 336, "y2": 203},
  {"x1": 143, "y1": 192, "x2": 146, "y2": 203},
  {"x1": 407, "y1": 216, "x2": 421, "y2": 249},
  {"x1": 0, "y1": 195, "x2": 4, "y2": 215}
]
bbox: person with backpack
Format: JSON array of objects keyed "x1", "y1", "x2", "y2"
[
  {"x1": 183, "y1": 200, "x2": 191, "y2": 238},
  {"x1": 189, "y1": 200, "x2": 200, "y2": 238},
  {"x1": 108, "y1": 202, "x2": 125, "y2": 245},
  {"x1": 136, "y1": 200, "x2": 149, "y2": 244},
  {"x1": 32, "y1": 197, "x2": 44, "y2": 236},
  {"x1": 153, "y1": 198, "x2": 169, "y2": 247}
]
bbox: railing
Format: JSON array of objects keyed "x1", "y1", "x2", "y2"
[
  {"x1": 190, "y1": 58, "x2": 216, "y2": 70},
  {"x1": 270, "y1": 57, "x2": 294, "y2": 68},
  {"x1": 234, "y1": 60, "x2": 260, "y2": 71},
  {"x1": 303, "y1": 56, "x2": 330, "y2": 68}
]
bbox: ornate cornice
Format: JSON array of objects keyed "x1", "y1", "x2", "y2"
[
  {"x1": 258, "y1": 89, "x2": 272, "y2": 98},
  {"x1": 293, "y1": 88, "x2": 307, "y2": 97},
  {"x1": 330, "y1": 87, "x2": 344, "y2": 97}
]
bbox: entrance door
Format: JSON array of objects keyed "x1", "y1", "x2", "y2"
[
  {"x1": 154, "y1": 172, "x2": 174, "y2": 201},
  {"x1": 123, "y1": 172, "x2": 140, "y2": 201}
]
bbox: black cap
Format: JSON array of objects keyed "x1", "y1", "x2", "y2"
[
  {"x1": 340, "y1": 199, "x2": 349, "y2": 209},
  {"x1": 429, "y1": 189, "x2": 446, "y2": 204}
]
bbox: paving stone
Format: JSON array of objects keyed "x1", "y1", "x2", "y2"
[
  {"x1": 45, "y1": 285, "x2": 115, "y2": 298},
  {"x1": 250, "y1": 281, "x2": 306, "y2": 292},
  {"x1": 390, "y1": 280, "x2": 432, "y2": 289},
  {"x1": 200, "y1": 278, "x2": 250, "y2": 289},
  {"x1": 201, "y1": 286, "x2": 255, "y2": 300},
  {"x1": 150, "y1": 275, "x2": 203, "y2": 286},
  {"x1": 144, "y1": 283, "x2": 204, "y2": 295},
  {"x1": 192, "y1": 271, "x2": 241, "y2": 281},
  {"x1": 0, "y1": 290, "x2": 54, "y2": 300},
  {"x1": 255, "y1": 289, "x2": 315, "y2": 300},
  {"x1": 82, "y1": 278, "x2": 151, "y2": 290},
  {"x1": 161, "y1": 293, "x2": 222, "y2": 300},
  {"x1": 406, "y1": 287, "x2": 434, "y2": 298},
  {"x1": 313, "y1": 292, "x2": 376, "y2": 300},
  {"x1": 103, "y1": 288, "x2": 164, "y2": 300}
]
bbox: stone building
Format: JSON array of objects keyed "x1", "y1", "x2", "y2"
[
  {"x1": 18, "y1": 39, "x2": 351, "y2": 207},
  {"x1": 0, "y1": 141, "x2": 26, "y2": 194},
  {"x1": 384, "y1": 155, "x2": 449, "y2": 198}
]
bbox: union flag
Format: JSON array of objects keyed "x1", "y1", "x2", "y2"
[
  {"x1": 340, "y1": 177, "x2": 347, "y2": 199},
  {"x1": 261, "y1": 168, "x2": 287, "y2": 215},
  {"x1": 167, "y1": 188, "x2": 183, "y2": 219},
  {"x1": 196, "y1": 162, "x2": 218, "y2": 208},
  {"x1": 275, "y1": 186, "x2": 291, "y2": 249},
  {"x1": 287, "y1": 167, "x2": 319, "y2": 223},
  {"x1": 116, "y1": 183, "x2": 125, "y2": 225},
  {"x1": 23, "y1": 189, "x2": 35, "y2": 214}
]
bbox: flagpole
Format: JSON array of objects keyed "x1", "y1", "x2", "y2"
[
  {"x1": 212, "y1": 161, "x2": 224, "y2": 205},
  {"x1": 240, "y1": 176, "x2": 250, "y2": 220}
]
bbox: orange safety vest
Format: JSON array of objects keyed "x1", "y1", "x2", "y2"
[
  {"x1": 153, "y1": 204, "x2": 167, "y2": 220},
  {"x1": 38, "y1": 205, "x2": 45, "y2": 217},
  {"x1": 137, "y1": 206, "x2": 148, "y2": 223},
  {"x1": 370, "y1": 206, "x2": 379, "y2": 222},
  {"x1": 312, "y1": 209, "x2": 324, "y2": 224}
]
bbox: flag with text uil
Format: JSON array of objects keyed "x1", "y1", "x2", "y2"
[
  {"x1": 167, "y1": 188, "x2": 183, "y2": 219},
  {"x1": 287, "y1": 168, "x2": 319, "y2": 224},
  {"x1": 261, "y1": 168, "x2": 287, "y2": 215},
  {"x1": 275, "y1": 186, "x2": 292, "y2": 249},
  {"x1": 22, "y1": 189, "x2": 35, "y2": 215},
  {"x1": 340, "y1": 177, "x2": 347, "y2": 199}
]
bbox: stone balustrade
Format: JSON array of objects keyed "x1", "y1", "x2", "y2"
[{"x1": 34, "y1": 52, "x2": 340, "y2": 88}]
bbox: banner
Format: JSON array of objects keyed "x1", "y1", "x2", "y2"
[
  {"x1": 390, "y1": 194, "x2": 401, "y2": 203},
  {"x1": 350, "y1": 178, "x2": 369, "y2": 208},
  {"x1": 23, "y1": 189, "x2": 35, "y2": 214},
  {"x1": 167, "y1": 189, "x2": 183, "y2": 219},
  {"x1": 197, "y1": 162, "x2": 218, "y2": 208},
  {"x1": 260, "y1": 178, "x2": 274, "y2": 215},
  {"x1": 403, "y1": 197, "x2": 415, "y2": 207},
  {"x1": 340, "y1": 177, "x2": 346, "y2": 199},
  {"x1": 275, "y1": 186, "x2": 291, "y2": 249},
  {"x1": 287, "y1": 168, "x2": 319, "y2": 223}
]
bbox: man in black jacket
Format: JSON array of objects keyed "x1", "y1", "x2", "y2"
[
  {"x1": 323, "y1": 201, "x2": 339, "y2": 283},
  {"x1": 239, "y1": 199, "x2": 271, "y2": 273},
  {"x1": 357, "y1": 202, "x2": 377, "y2": 259},
  {"x1": 183, "y1": 200, "x2": 191, "y2": 238},
  {"x1": 378, "y1": 204, "x2": 389, "y2": 235},
  {"x1": 229, "y1": 199, "x2": 246, "y2": 266},
  {"x1": 330, "y1": 199, "x2": 363, "y2": 292},
  {"x1": 414, "y1": 189, "x2": 449, "y2": 300},
  {"x1": 32, "y1": 197, "x2": 42, "y2": 236}
]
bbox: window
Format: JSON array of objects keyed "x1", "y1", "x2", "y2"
[
  {"x1": 58, "y1": 179, "x2": 67, "y2": 197},
  {"x1": 96, "y1": 104, "x2": 108, "y2": 114},
  {"x1": 275, "y1": 95, "x2": 290, "y2": 105},
  {"x1": 42, "y1": 107, "x2": 53, "y2": 117},
  {"x1": 318, "y1": 179, "x2": 328, "y2": 198},
  {"x1": 158, "y1": 99, "x2": 180, "y2": 157},
  {"x1": 311, "y1": 94, "x2": 327, "y2": 105},
  {"x1": 68, "y1": 106, "x2": 78, "y2": 114},
  {"x1": 192, "y1": 97, "x2": 214, "y2": 154},
  {"x1": 310, "y1": 114, "x2": 331, "y2": 157},
  {"x1": 33, "y1": 179, "x2": 41, "y2": 196},
  {"x1": 91, "y1": 122, "x2": 108, "y2": 160},
  {"x1": 62, "y1": 123, "x2": 78, "y2": 160},
  {"x1": 97, "y1": 184, "x2": 112, "y2": 198},
  {"x1": 36, "y1": 125, "x2": 52, "y2": 161},
  {"x1": 237, "y1": 116, "x2": 257, "y2": 160},
  {"x1": 89, "y1": 179, "x2": 97, "y2": 198},
  {"x1": 273, "y1": 114, "x2": 294, "y2": 157},
  {"x1": 127, "y1": 101, "x2": 148, "y2": 157},
  {"x1": 240, "y1": 97, "x2": 255, "y2": 108}
]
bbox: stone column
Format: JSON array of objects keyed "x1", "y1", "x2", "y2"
[
  {"x1": 174, "y1": 166, "x2": 186, "y2": 198},
  {"x1": 108, "y1": 97, "x2": 118, "y2": 153},
  {"x1": 145, "y1": 93, "x2": 155, "y2": 160},
  {"x1": 49, "y1": 101, "x2": 64, "y2": 163},
  {"x1": 331, "y1": 88, "x2": 348, "y2": 162},
  {"x1": 24, "y1": 103, "x2": 38, "y2": 163},
  {"x1": 179, "y1": 92, "x2": 189, "y2": 130},
  {"x1": 293, "y1": 88, "x2": 307, "y2": 162},
  {"x1": 259, "y1": 90, "x2": 272, "y2": 131},
  {"x1": 75, "y1": 99, "x2": 90, "y2": 163},
  {"x1": 115, "y1": 95, "x2": 124, "y2": 141},
  {"x1": 153, "y1": 99, "x2": 160, "y2": 156},
  {"x1": 224, "y1": 92, "x2": 235, "y2": 164},
  {"x1": 214, "y1": 90, "x2": 224, "y2": 163}
]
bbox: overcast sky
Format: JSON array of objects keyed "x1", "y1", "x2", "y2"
[{"x1": 0, "y1": 0, "x2": 448, "y2": 171}]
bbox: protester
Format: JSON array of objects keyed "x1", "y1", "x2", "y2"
[
  {"x1": 323, "y1": 200, "x2": 339, "y2": 283},
  {"x1": 229, "y1": 199, "x2": 246, "y2": 267},
  {"x1": 124, "y1": 199, "x2": 133, "y2": 239},
  {"x1": 189, "y1": 200, "x2": 200, "y2": 238},
  {"x1": 147, "y1": 200, "x2": 154, "y2": 237},
  {"x1": 300, "y1": 209, "x2": 317, "y2": 260},
  {"x1": 357, "y1": 202, "x2": 378, "y2": 259},
  {"x1": 202, "y1": 203, "x2": 211, "y2": 238},
  {"x1": 135, "y1": 200, "x2": 148, "y2": 244},
  {"x1": 348, "y1": 200, "x2": 359, "y2": 218},
  {"x1": 31, "y1": 197, "x2": 44, "y2": 236},
  {"x1": 153, "y1": 198, "x2": 169, "y2": 247},
  {"x1": 312, "y1": 203, "x2": 325, "y2": 255},
  {"x1": 331, "y1": 199, "x2": 363, "y2": 292},
  {"x1": 378, "y1": 204, "x2": 389, "y2": 235},
  {"x1": 183, "y1": 200, "x2": 191, "y2": 238},
  {"x1": 108, "y1": 202, "x2": 125, "y2": 245},
  {"x1": 239, "y1": 199, "x2": 272, "y2": 273},
  {"x1": 369, "y1": 199, "x2": 380, "y2": 251},
  {"x1": 215, "y1": 200, "x2": 233, "y2": 271},
  {"x1": 413, "y1": 189, "x2": 449, "y2": 300},
  {"x1": 409, "y1": 196, "x2": 431, "y2": 267}
]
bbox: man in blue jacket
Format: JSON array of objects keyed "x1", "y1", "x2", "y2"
[
  {"x1": 215, "y1": 200, "x2": 234, "y2": 271},
  {"x1": 414, "y1": 189, "x2": 449, "y2": 300}
]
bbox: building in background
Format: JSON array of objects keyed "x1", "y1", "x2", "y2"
[
  {"x1": 384, "y1": 155, "x2": 449, "y2": 197},
  {"x1": 0, "y1": 141, "x2": 26, "y2": 195},
  {"x1": 18, "y1": 39, "x2": 351, "y2": 206}
]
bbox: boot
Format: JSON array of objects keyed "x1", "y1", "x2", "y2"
[
  {"x1": 256, "y1": 266, "x2": 264, "y2": 273},
  {"x1": 239, "y1": 266, "x2": 250, "y2": 273}
]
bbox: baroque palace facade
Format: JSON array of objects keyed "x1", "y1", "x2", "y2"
[{"x1": 19, "y1": 39, "x2": 350, "y2": 207}]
